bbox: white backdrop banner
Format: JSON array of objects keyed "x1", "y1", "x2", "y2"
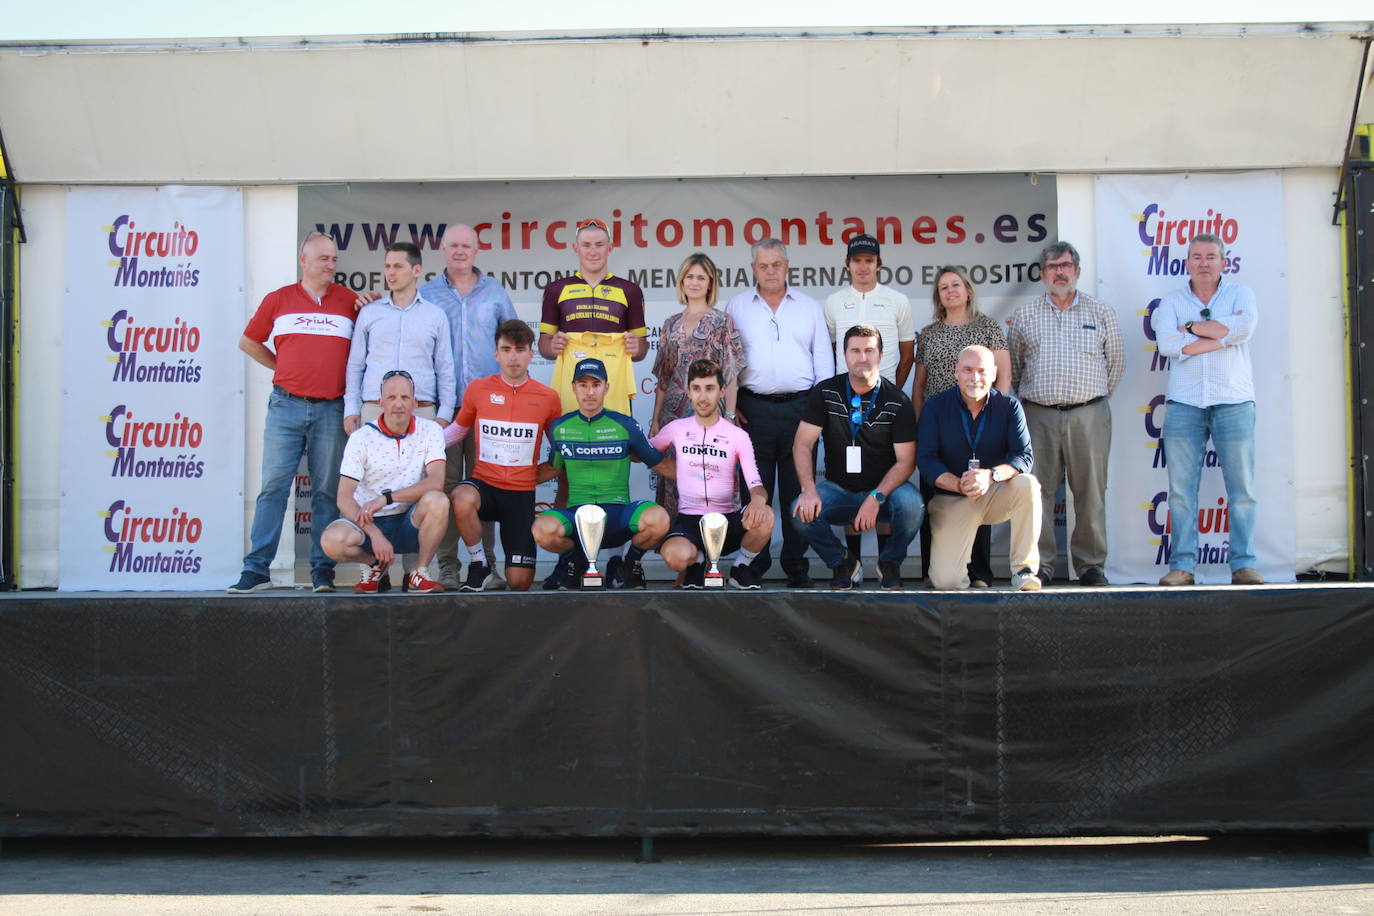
[
  {"x1": 297, "y1": 176, "x2": 1057, "y2": 562},
  {"x1": 60, "y1": 187, "x2": 245, "y2": 590},
  {"x1": 1096, "y1": 172, "x2": 1294, "y2": 585}
]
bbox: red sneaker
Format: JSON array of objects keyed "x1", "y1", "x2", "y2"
[
  {"x1": 406, "y1": 566, "x2": 444, "y2": 593},
  {"x1": 354, "y1": 562, "x2": 388, "y2": 593}
]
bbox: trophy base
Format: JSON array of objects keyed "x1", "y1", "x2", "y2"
[
  {"x1": 581, "y1": 573, "x2": 604, "y2": 589},
  {"x1": 704, "y1": 574, "x2": 724, "y2": 588}
]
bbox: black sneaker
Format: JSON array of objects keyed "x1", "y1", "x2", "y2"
[
  {"x1": 623, "y1": 558, "x2": 647, "y2": 589},
  {"x1": 682, "y1": 562, "x2": 705, "y2": 589},
  {"x1": 878, "y1": 561, "x2": 903, "y2": 590},
  {"x1": 311, "y1": 570, "x2": 335, "y2": 593},
  {"x1": 605, "y1": 555, "x2": 625, "y2": 589},
  {"x1": 830, "y1": 553, "x2": 861, "y2": 590},
  {"x1": 543, "y1": 553, "x2": 572, "y2": 590},
  {"x1": 462, "y1": 561, "x2": 491, "y2": 592},
  {"x1": 1078, "y1": 567, "x2": 1109, "y2": 587},
  {"x1": 566, "y1": 556, "x2": 590, "y2": 589},
  {"x1": 729, "y1": 563, "x2": 761, "y2": 590},
  {"x1": 785, "y1": 571, "x2": 815, "y2": 589},
  {"x1": 228, "y1": 571, "x2": 271, "y2": 593}
]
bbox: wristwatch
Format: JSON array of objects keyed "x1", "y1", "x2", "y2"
[
  {"x1": 381, "y1": 488, "x2": 393, "y2": 505},
  {"x1": 1185, "y1": 321, "x2": 1195, "y2": 333},
  {"x1": 724, "y1": 411, "x2": 737, "y2": 420},
  {"x1": 869, "y1": 489, "x2": 886, "y2": 504},
  {"x1": 989, "y1": 467, "x2": 1003, "y2": 483}
]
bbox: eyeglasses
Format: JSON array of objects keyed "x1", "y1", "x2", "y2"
[
  {"x1": 1044, "y1": 259, "x2": 1077, "y2": 273},
  {"x1": 1200, "y1": 308, "x2": 1211, "y2": 318},
  {"x1": 576, "y1": 217, "x2": 608, "y2": 231},
  {"x1": 769, "y1": 318, "x2": 780, "y2": 341},
  {"x1": 382, "y1": 369, "x2": 413, "y2": 382}
]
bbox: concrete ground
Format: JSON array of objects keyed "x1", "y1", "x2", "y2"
[{"x1": 3, "y1": 833, "x2": 1373, "y2": 915}]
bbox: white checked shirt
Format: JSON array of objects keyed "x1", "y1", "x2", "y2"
[
  {"x1": 1152, "y1": 281, "x2": 1257, "y2": 408},
  {"x1": 1008, "y1": 291, "x2": 1125, "y2": 406}
]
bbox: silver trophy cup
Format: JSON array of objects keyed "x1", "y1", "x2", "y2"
[
  {"x1": 574, "y1": 504, "x2": 607, "y2": 589},
  {"x1": 700, "y1": 512, "x2": 729, "y2": 588}
]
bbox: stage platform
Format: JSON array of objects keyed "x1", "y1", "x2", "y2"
[{"x1": 3, "y1": 582, "x2": 1372, "y2": 839}]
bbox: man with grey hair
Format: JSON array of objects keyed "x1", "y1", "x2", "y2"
[
  {"x1": 1151, "y1": 232, "x2": 1262, "y2": 586},
  {"x1": 726, "y1": 238, "x2": 834, "y2": 588},
  {"x1": 1007, "y1": 240, "x2": 1124, "y2": 587},
  {"x1": 229, "y1": 231, "x2": 357, "y2": 594}
]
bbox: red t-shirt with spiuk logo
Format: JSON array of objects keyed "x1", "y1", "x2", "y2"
[{"x1": 243, "y1": 282, "x2": 357, "y2": 399}]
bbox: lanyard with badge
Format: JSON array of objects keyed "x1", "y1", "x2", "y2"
[
  {"x1": 961, "y1": 406, "x2": 987, "y2": 472},
  {"x1": 845, "y1": 378, "x2": 877, "y2": 474}
]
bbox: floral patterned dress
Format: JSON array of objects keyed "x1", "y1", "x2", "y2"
[{"x1": 651, "y1": 308, "x2": 745, "y2": 516}]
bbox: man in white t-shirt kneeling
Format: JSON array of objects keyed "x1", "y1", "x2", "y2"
[{"x1": 321, "y1": 369, "x2": 450, "y2": 593}]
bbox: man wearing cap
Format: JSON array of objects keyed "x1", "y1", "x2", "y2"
[
  {"x1": 1008, "y1": 240, "x2": 1124, "y2": 587},
  {"x1": 823, "y1": 235, "x2": 916, "y2": 391},
  {"x1": 533, "y1": 357, "x2": 672, "y2": 589},
  {"x1": 726, "y1": 238, "x2": 835, "y2": 588},
  {"x1": 823, "y1": 234, "x2": 917, "y2": 570},
  {"x1": 229, "y1": 231, "x2": 356, "y2": 594}
]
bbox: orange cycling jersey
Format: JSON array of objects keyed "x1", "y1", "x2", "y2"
[{"x1": 455, "y1": 375, "x2": 563, "y2": 490}]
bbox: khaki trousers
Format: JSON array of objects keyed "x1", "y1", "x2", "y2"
[
  {"x1": 1022, "y1": 399, "x2": 1111, "y2": 579},
  {"x1": 928, "y1": 474, "x2": 1041, "y2": 590}
]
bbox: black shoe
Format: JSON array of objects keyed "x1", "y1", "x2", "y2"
[
  {"x1": 1036, "y1": 570, "x2": 1053, "y2": 588},
  {"x1": 830, "y1": 553, "x2": 861, "y2": 590},
  {"x1": 878, "y1": 561, "x2": 903, "y2": 590},
  {"x1": 543, "y1": 554, "x2": 572, "y2": 590},
  {"x1": 311, "y1": 570, "x2": 335, "y2": 593},
  {"x1": 228, "y1": 571, "x2": 271, "y2": 593},
  {"x1": 729, "y1": 563, "x2": 761, "y2": 590},
  {"x1": 682, "y1": 562, "x2": 705, "y2": 589},
  {"x1": 567, "y1": 556, "x2": 590, "y2": 589},
  {"x1": 623, "y1": 558, "x2": 647, "y2": 589},
  {"x1": 1078, "y1": 567, "x2": 1109, "y2": 587},
  {"x1": 462, "y1": 561, "x2": 491, "y2": 592},
  {"x1": 786, "y1": 571, "x2": 815, "y2": 589},
  {"x1": 605, "y1": 555, "x2": 625, "y2": 589},
  {"x1": 376, "y1": 570, "x2": 392, "y2": 593}
]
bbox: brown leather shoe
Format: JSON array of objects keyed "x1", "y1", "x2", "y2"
[
  {"x1": 1231, "y1": 567, "x2": 1265, "y2": 585},
  {"x1": 1158, "y1": 569, "x2": 1194, "y2": 586}
]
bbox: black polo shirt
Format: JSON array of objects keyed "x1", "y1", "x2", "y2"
[{"x1": 802, "y1": 374, "x2": 916, "y2": 492}]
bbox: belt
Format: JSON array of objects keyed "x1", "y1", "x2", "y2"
[
  {"x1": 1024, "y1": 396, "x2": 1105, "y2": 411},
  {"x1": 741, "y1": 387, "x2": 806, "y2": 403},
  {"x1": 367, "y1": 399, "x2": 435, "y2": 407},
  {"x1": 274, "y1": 384, "x2": 337, "y2": 404}
]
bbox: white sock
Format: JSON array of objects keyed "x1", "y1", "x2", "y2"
[
  {"x1": 468, "y1": 542, "x2": 487, "y2": 565},
  {"x1": 738, "y1": 546, "x2": 759, "y2": 564}
]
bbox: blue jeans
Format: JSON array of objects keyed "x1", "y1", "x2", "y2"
[
  {"x1": 1162, "y1": 400, "x2": 1256, "y2": 573},
  {"x1": 242, "y1": 388, "x2": 346, "y2": 576},
  {"x1": 790, "y1": 479, "x2": 924, "y2": 569}
]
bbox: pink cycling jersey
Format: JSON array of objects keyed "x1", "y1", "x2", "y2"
[{"x1": 650, "y1": 416, "x2": 763, "y2": 515}]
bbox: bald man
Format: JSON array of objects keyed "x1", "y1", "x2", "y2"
[{"x1": 420, "y1": 223, "x2": 519, "y2": 589}]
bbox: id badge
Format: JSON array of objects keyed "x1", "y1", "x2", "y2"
[{"x1": 846, "y1": 445, "x2": 862, "y2": 474}]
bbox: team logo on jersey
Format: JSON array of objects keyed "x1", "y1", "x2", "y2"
[{"x1": 490, "y1": 393, "x2": 506, "y2": 404}]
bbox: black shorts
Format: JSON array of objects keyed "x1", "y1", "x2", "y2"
[
  {"x1": 665, "y1": 509, "x2": 746, "y2": 557},
  {"x1": 456, "y1": 478, "x2": 538, "y2": 569}
]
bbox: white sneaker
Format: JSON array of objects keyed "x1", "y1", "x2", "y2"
[
  {"x1": 482, "y1": 565, "x2": 508, "y2": 591},
  {"x1": 1011, "y1": 568, "x2": 1042, "y2": 592}
]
